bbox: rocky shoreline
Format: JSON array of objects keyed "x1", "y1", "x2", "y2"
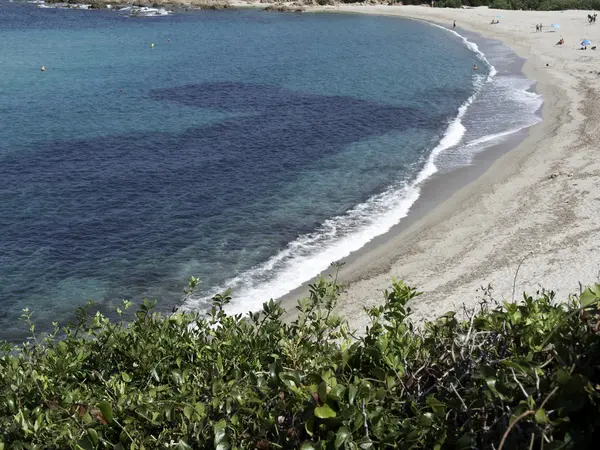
[
  {"x1": 32, "y1": 0, "x2": 235, "y2": 12},
  {"x1": 29, "y1": 0, "x2": 399, "y2": 15}
]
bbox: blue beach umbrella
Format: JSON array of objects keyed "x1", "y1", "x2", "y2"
[
  {"x1": 551, "y1": 23, "x2": 560, "y2": 29},
  {"x1": 582, "y1": 39, "x2": 592, "y2": 46}
]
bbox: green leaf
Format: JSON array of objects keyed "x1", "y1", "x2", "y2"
[
  {"x1": 195, "y1": 402, "x2": 206, "y2": 418},
  {"x1": 426, "y1": 395, "x2": 446, "y2": 416},
  {"x1": 305, "y1": 416, "x2": 314, "y2": 437},
  {"x1": 6, "y1": 394, "x2": 16, "y2": 414},
  {"x1": 87, "y1": 428, "x2": 98, "y2": 447},
  {"x1": 171, "y1": 370, "x2": 184, "y2": 385},
  {"x1": 300, "y1": 443, "x2": 317, "y2": 450},
  {"x1": 82, "y1": 412, "x2": 93, "y2": 425},
  {"x1": 535, "y1": 409, "x2": 549, "y2": 424},
  {"x1": 214, "y1": 419, "x2": 228, "y2": 445},
  {"x1": 386, "y1": 374, "x2": 395, "y2": 390},
  {"x1": 121, "y1": 372, "x2": 131, "y2": 383},
  {"x1": 77, "y1": 438, "x2": 94, "y2": 450},
  {"x1": 417, "y1": 412, "x2": 433, "y2": 427},
  {"x1": 314, "y1": 404, "x2": 337, "y2": 419},
  {"x1": 175, "y1": 441, "x2": 192, "y2": 450},
  {"x1": 456, "y1": 433, "x2": 473, "y2": 450},
  {"x1": 556, "y1": 368, "x2": 571, "y2": 385},
  {"x1": 278, "y1": 372, "x2": 300, "y2": 392},
  {"x1": 335, "y1": 426, "x2": 351, "y2": 449},
  {"x1": 318, "y1": 380, "x2": 328, "y2": 404},
  {"x1": 98, "y1": 401, "x2": 113, "y2": 423},
  {"x1": 580, "y1": 287, "x2": 599, "y2": 307},
  {"x1": 356, "y1": 436, "x2": 373, "y2": 449},
  {"x1": 348, "y1": 385, "x2": 358, "y2": 405},
  {"x1": 183, "y1": 405, "x2": 193, "y2": 420}
]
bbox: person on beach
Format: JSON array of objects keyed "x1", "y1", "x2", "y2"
[
  {"x1": 540, "y1": 23, "x2": 543, "y2": 32},
  {"x1": 453, "y1": 20, "x2": 456, "y2": 30},
  {"x1": 556, "y1": 38, "x2": 564, "y2": 45},
  {"x1": 536, "y1": 24, "x2": 539, "y2": 32}
]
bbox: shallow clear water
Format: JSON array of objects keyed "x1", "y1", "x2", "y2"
[{"x1": 0, "y1": 3, "x2": 539, "y2": 341}]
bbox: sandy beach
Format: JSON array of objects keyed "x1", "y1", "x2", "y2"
[{"x1": 272, "y1": 5, "x2": 600, "y2": 328}]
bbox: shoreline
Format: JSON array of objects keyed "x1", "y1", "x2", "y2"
[
  {"x1": 279, "y1": 6, "x2": 600, "y2": 328},
  {"x1": 276, "y1": 18, "x2": 539, "y2": 299},
  {"x1": 192, "y1": 15, "x2": 530, "y2": 319}
]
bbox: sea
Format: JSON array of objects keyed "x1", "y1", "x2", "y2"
[{"x1": 0, "y1": 2, "x2": 542, "y2": 341}]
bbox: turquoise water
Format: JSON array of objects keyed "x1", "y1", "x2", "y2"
[{"x1": 1, "y1": 3, "x2": 515, "y2": 341}]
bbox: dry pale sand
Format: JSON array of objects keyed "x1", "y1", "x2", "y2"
[{"x1": 291, "y1": 6, "x2": 600, "y2": 328}]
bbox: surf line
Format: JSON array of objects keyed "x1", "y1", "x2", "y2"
[{"x1": 415, "y1": 24, "x2": 497, "y2": 183}]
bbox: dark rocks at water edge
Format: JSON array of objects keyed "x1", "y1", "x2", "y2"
[
  {"x1": 32, "y1": 0, "x2": 234, "y2": 11},
  {"x1": 264, "y1": 3, "x2": 306, "y2": 12}
]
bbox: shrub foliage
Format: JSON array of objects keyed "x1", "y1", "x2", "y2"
[
  {"x1": 2, "y1": 276, "x2": 600, "y2": 449},
  {"x1": 373, "y1": 0, "x2": 600, "y2": 10}
]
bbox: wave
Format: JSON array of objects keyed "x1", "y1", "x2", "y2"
[
  {"x1": 182, "y1": 27, "x2": 533, "y2": 317},
  {"x1": 427, "y1": 23, "x2": 498, "y2": 80}
]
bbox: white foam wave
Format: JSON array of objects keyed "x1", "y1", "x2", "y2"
[
  {"x1": 185, "y1": 182, "x2": 422, "y2": 316},
  {"x1": 182, "y1": 27, "x2": 516, "y2": 316},
  {"x1": 430, "y1": 24, "x2": 498, "y2": 80},
  {"x1": 415, "y1": 24, "x2": 497, "y2": 183},
  {"x1": 467, "y1": 128, "x2": 523, "y2": 148},
  {"x1": 415, "y1": 86, "x2": 474, "y2": 184}
]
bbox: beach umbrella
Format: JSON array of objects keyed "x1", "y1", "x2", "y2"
[
  {"x1": 496, "y1": 15, "x2": 504, "y2": 18},
  {"x1": 582, "y1": 39, "x2": 592, "y2": 46},
  {"x1": 551, "y1": 24, "x2": 560, "y2": 29}
]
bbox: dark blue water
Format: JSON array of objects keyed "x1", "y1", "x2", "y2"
[{"x1": 0, "y1": 3, "x2": 492, "y2": 341}]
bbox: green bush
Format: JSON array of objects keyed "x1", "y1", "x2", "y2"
[
  {"x1": 489, "y1": 0, "x2": 513, "y2": 8},
  {"x1": 438, "y1": 0, "x2": 463, "y2": 8},
  {"x1": 2, "y1": 275, "x2": 600, "y2": 449},
  {"x1": 428, "y1": 0, "x2": 600, "y2": 9}
]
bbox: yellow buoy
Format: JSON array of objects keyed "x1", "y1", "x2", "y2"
[{"x1": 151, "y1": 43, "x2": 155, "y2": 48}]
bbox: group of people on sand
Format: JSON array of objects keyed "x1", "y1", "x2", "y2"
[
  {"x1": 588, "y1": 13, "x2": 597, "y2": 24},
  {"x1": 490, "y1": 18, "x2": 500, "y2": 25},
  {"x1": 535, "y1": 23, "x2": 544, "y2": 32}
]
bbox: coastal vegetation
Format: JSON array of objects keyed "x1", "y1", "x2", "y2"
[
  {"x1": 37, "y1": 0, "x2": 600, "y2": 12},
  {"x1": 2, "y1": 274, "x2": 600, "y2": 449},
  {"x1": 433, "y1": 0, "x2": 600, "y2": 10}
]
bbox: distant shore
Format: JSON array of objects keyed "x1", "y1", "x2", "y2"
[{"x1": 32, "y1": 0, "x2": 392, "y2": 13}]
